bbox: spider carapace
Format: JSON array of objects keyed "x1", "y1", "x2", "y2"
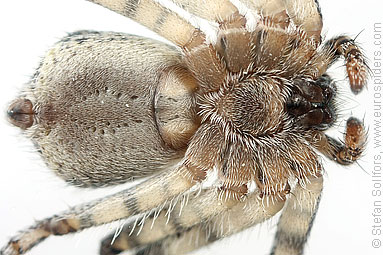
[{"x1": 3, "y1": 0, "x2": 367, "y2": 255}]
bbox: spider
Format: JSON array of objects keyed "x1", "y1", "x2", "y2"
[{"x1": 1, "y1": 0, "x2": 369, "y2": 255}]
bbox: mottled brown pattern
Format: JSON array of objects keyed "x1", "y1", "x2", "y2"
[{"x1": 324, "y1": 35, "x2": 368, "y2": 93}]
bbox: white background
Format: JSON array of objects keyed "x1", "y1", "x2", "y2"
[{"x1": 0, "y1": 0, "x2": 381, "y2": 255}]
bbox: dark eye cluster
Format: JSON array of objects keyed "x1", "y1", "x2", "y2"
[{"x1": 287, "y1": 74, "x2": 336, "y2": 130}]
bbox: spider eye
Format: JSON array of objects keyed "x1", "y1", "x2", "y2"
[
  {"x1": 287, "y1": 77, "x2": 336, "y2": 130},
  {"x1": 286, "y1": 94, "x2": 311, "y2": 116}
]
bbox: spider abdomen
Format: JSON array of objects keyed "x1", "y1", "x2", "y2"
[{"x1": 9, "y1": 32, "x2": 190, "y2": 187}]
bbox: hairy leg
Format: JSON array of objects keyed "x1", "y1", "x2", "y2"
[
  {"x1": 242, "y1": 0, "x2": 322, "y2": 42},
  {"x1": 271, "y1": 175, "x2": 323, "y2": 255},
  {"x1": 284, "y1": 0, "x2": 323, "y2": 44},
  {"x1": 1, "y1": 167, "x2": 195, "y2": 255},
  {"x1": 99, "y1": 188, "x2": 237, "y2": 254},
  {"x1": 131, "y1": 226, "x2": 210, "y2": 255},
  {"x1": 307, "y1": 117, "x2": 366, "y2": 165},
  {"x1": 323, "y1": 35, "x2": 369, "y2": 93},
  {"x1": 88, "y1": 0, "x2": 204, "y2": 49},
  {"x1": 170, "y1": 0, "x2": 239, "y2": 24},
  {"x1": 100, "y1": 190, "x2": 286, "y2": 255},
  {"x1": 240, "y1": 0, "x2": 290, "y2": 30}
]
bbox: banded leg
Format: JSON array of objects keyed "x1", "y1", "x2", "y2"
[
  {"x1": 271, "y1": 175, "x2": 323, "y2": 255},
  {"x1": 88, "y1": 0, "x2": 204, "y2": 49},
  {"x1": 284, "y1": 0, "x2": 323, "y2": 44},
  {"x1": 240, "y1": 0, "x2": 290, "y2": 29},
  {"x1": 137, "y1": 191, "x2": 287, "y2": 255},
  {"x1": 99, "y1": 189, "x2": 236, "y2": 254},
  {"x1": 241, "y1": 0, "x2": 322, "y2": 41},
  {"x1": 307, "y1": 117, "x2": 366, "y2": 165},
  {"x1": 324, "y1": 36, "x2": 369, "y2": 93},
  {"x1": 241, "y1": 0, "x2": 285, "y2": 15},
  {"x1": 170, "y1": 0, "x2": 239, "y2": 24},
  {"x1": 100, "y1": 190, "x2": 286, "y2": 255},
  {"x1": 132, "y1": 226, "x2": 210, "y2": 255},
  {"x1": 1, "y1": 167, "x2": 195, "y2": 255}
]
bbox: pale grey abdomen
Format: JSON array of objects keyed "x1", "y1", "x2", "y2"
[{"x1": 25, "y1": 31, "x2": 192, "y2": 187}]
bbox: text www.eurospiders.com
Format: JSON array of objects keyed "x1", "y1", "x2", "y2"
[{"x1": 371, "y1": 22, "x2": 382, "y2": 250}]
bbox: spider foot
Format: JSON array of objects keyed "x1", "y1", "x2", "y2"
[
  {"x1": 337, "y1": 117, "x2": 366, "y2": 164},
  {"x1": 308, "y1": 117, "x2": 366, "y2": 165},
  {"x1": 1, "y1": 217, "x2": 80, "y2": 255}
]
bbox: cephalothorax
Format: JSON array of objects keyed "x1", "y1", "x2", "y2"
[{"x1": 2, "y1": 0, "x2": 367, "y2": 255}]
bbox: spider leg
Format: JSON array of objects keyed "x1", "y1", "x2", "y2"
[
  {"x1": 169, "y1": 0, "x2": 240, "y2": 25},
  {"x1": 283, "y1": 0, "x2": 323, "y2": 44},
  {"x1": 271, "y1": 175, "x2": 323, "y2": 255},
  {"x1": 98, "y1": 190, "x2": 231, "y2": 255},
  {"x1": 307, "y1": 117, "x2": 366, "y2": 165},
  {"x1": 323, "y1": 35, "x2": 369, "y2": 93},
  {"x1": 100, "y1": 190, "x2": 286, "y2": 255},
  {"x1": 88, "y1": 0, "x2": 204, "y2": 49},
  {"x1": 1, "y1": 167, "x2": 195, "y2": 255},
  {"x1": 240, "y1": 0, "x2": 323, "y2": 77},
  {"x1": 99, "y1": 189, "x2": 236, "y2": 255},
  {"x1": 242, "y1": 0, "x2": 322, "y2": 41},
  {"x1": 130, "y1": 226, "x2": 211, "y2": 255},
  {"x1": 2, "y1": 116, "x2": 233, "y2": 255},
  {"x1": 239, "y1": 0, "x2": 290, "y2": 29}
]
